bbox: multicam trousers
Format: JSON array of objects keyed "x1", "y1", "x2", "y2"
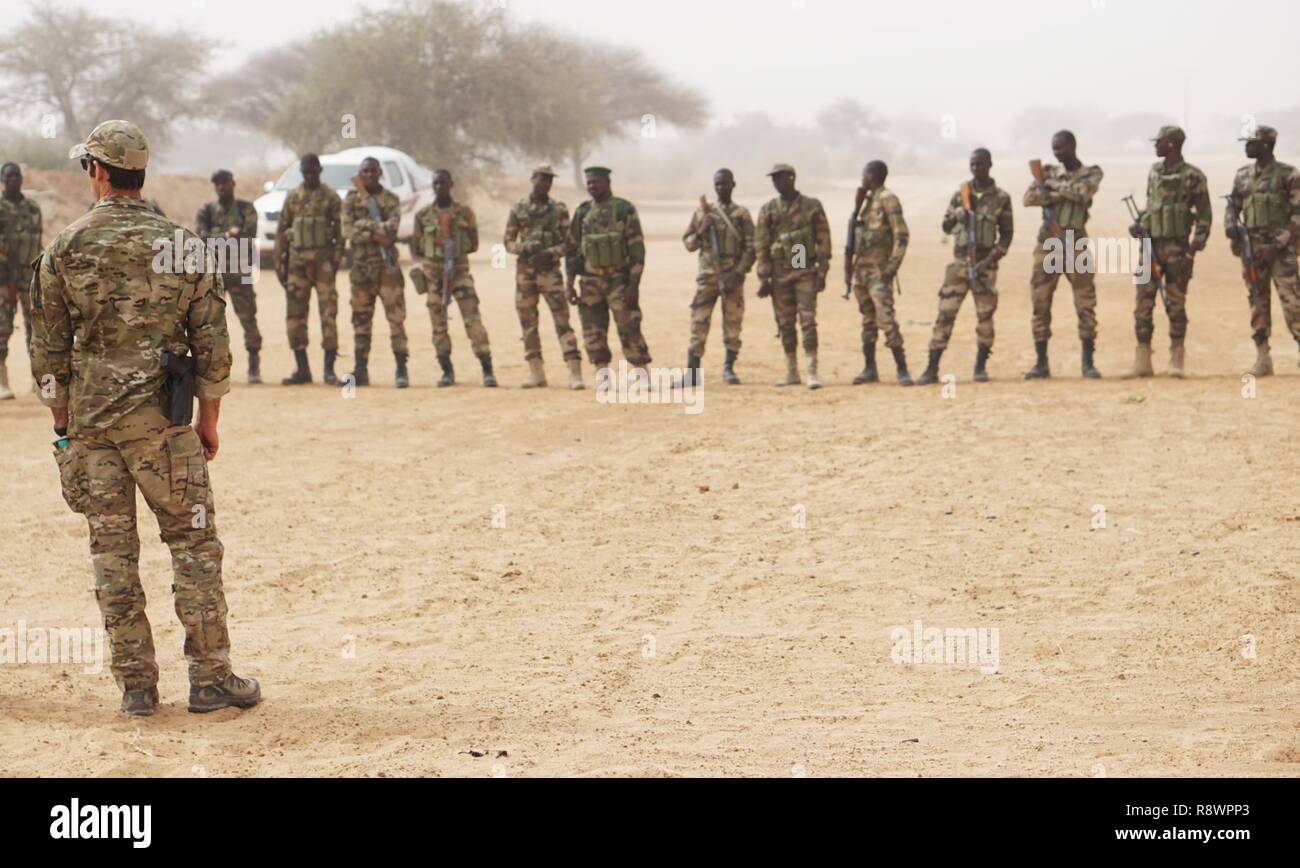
[{"x1": 55, "y1": 406, "x2": 231, "y2": 691}]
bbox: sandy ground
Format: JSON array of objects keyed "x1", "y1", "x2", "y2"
[{"x1": 1, "y1": 159, "x2": 1298, "y2": 777}]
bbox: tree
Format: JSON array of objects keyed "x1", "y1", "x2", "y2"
[{"x1": 0, "y1": 1, "x2": 211, "y2": 145}]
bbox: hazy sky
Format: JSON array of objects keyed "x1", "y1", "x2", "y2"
[{"x1": 93, "y1": 0, "x2": 1293, "y2": 131}]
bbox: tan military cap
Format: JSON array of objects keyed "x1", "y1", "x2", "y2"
[
  {"x1": 1239, "y1": 125, "x2": 1278, "y2": 145},
  {"x1": 1151, "y1": 125, "x2": 1186, "y2": 144},
  {"x1": 768, "y1": 163, "x2": 797, "y2": 177},
  {"x1": 531, "y1": 165, "x2": 558, "y2": 178},
  {"x1": 69, "y1": 120, "x2": 149, "y2": 170}
]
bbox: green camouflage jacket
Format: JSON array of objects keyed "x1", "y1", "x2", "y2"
[
  {"x1": 0, "y1": 194, "x2": 43, "y2": 288},
  {"x1": 945, "y1": 182, "x2": 1014, "y2": 258},
  {"x1": 504, "y1": 197, "x2": 570, "y2": 273},
  {"x1": 756, "y1": 193, "x2": 832, "y2": 280},
  {"x1": 566, "y1": 196, "x2": 646, "y2": 279},
  {"x1": 849, "y1": 187, "x2": 908, "y2": 272},
  {"x1": 414, "y1": 200, "x2": 480, "y2": 270},
  {"x1": 683, "y1": 200, "x2": 756, "y2": 278},
  {"x1": 1228, "y1": 161, "x2": 1300, "y2": 248},
  {"x1": 1138, "y1": 160, "x2": 1212, "y2": 246},
  {"x1": 1023, "y1": 163, "x2": 1104, "y2": 239},
  {"x1": 275, "y1": 184, "x2": 343, "y2": 264},
  {"x1": 343, "y1": 186, "x2": 401, "y2": 264},
  {"x1": 31, "y1": 196, "x2": 231, "y2": 436}
]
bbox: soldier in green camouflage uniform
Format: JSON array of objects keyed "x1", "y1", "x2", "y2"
[
  {"x1": 1226, "y1": 125, "x2": 1300, "y2": 377},
  {"x1": 917, "y1": 150, "x2": 1014, "y2": 385},
  {"x1": 0, "y1": 163, "x2": 41, "y2": 400},
  {"x1": 846, "y1": 161, "x2": 912, "y2": 386},
  {"x1": 680, "y1": 168, "x2": 755, "y2": 387},
  {"x1": 503, "y1": 166, "x2": 581, "y2": 390},
  {"x1": 32, "y1": 121, "x2": 259, "y2": 717},
  {"x1": 565, "y1": 167, "x2": 652, "y2": 371},
  {"x1": 1023, "y1": 132, "x2": 1105, "y2": 380},
  {"x1": 196, "y1": 170, "x2": 262, "y2": 384},
  {"x1": 1124, "y1": 126, "x2": 1212, "y2": 379},
  {"x1": 756, "y1": 164, "x2": 832, "y2": 389},
  {"x1": 413, "y1": 169, "x2": 495, "y2": 388},
  {"x1": 343, "y1": 157, "x2": 409, "y2": 388},
  {"x1": 275, "y1": 154, "x2": 344, "y2": 386}
]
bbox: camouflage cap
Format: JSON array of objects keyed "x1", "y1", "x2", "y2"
[
  {"x1": 531, "y1": 165, "x2": 558, "y2": 178},
  {"x1": 768, "y1": 163, "x2": 797, "y2": 177},
  {"x1": 584, "y1": 166, "x2": 612, "y2": 176},
  {"x1": 69, "y1": 120, "x2": 149, "y2": 170},
  {"x1": 1151, "y1": 125, "x2": 1186, "y2": 144},
  {"x1": 1239, "y1": 125, "x2": 1279, "y2": 145}
]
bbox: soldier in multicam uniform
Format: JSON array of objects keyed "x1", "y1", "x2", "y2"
[
  {"x1": 1124, "y1": 126, "x2": 1212, "y2": 379},
  {"x1": 679, "y1": 168, "x2": 755, "y2": 387},
  {"x1": 503, "y1": 166, "x2": 581, "y2": 390},
  {"x1": 196, "y1": 170, "x2": 262, "y2": 384},
  {"x1": 0, "y1": 162, "x2": 41, "y2": 400},
  {"x1": 413, "y1": 169, "x2": 496, "y2": 389},
  {"x1": 755, "y1": 164, "x2": 832, "y2": 389},
  {"x1": 1023, "y1": 131, "x2": 1104, "y2": 380},
  {"x1": 275, "y1": 154, "x2": 344, "y2": 386},
  {"x1": 1226, "y1": 125, "x2": 1300, "y2": 377},
  {"x1": 916, "y1": 149, "x2": 1014, "y2": 386},
  {"x1": 846, "y1": 160, "x2": 912, "y2": 387},
  {"x1": 565, "y1": 166, "x2": 652, "y2": 373},
  {"x1": 343, "y1": 156, "x2": 410, "y2": 388},
  {"x1": 32, "y1": 121, "x2": 260, "y2": 717}
]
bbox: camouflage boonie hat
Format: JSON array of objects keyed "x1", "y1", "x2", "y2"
[
  {"x1": 768, "y1": 163, "x2": 796, "y2": 177},
  {"x1": 1151, "y1": 125, "x2": 1186, "y2": 144},
  {"x1": 531, "y1": 165, "x2": 558, "y2": 178},
  {"x1": 1239, "y1": 125, "x2": 1278, "y2": 145},
  {"x1": 69, "y1": 120, "x2": 149, "y2": 170}
]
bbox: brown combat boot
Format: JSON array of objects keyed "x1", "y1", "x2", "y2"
[
  {"x1": 776, "y1": 352, "x2": 800, "y2": 387},
  {"x1": 121, "y1": 687, "x2": 159, "y2": 718},
  {"x1": 189, "y1": 674, "x2": 262, "y2": 713},
  {"x1": 1123, "y1": 344, "x2": 1154, "y2": 379},
  {"x1": 521, "y1": 357, "x2": 547, "y2": 389},
  {"x1": 567, "y1": 358, "x2": 585, "y2": 391},
  {"x1": 1168, "y1": 342, "x2": 1186, "y2": 379},
  {"x1": 1246, "y1": 342, "x2": 1274, "y2": 378}
]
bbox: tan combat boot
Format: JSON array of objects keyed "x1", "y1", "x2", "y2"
[
  {"x1": 567, "y1": 358, "x2": 585, "y2": 391},
  {"x1": 1246, "y1": 342, "x2": 1274, "y2": 378},
  {"x1": 1168, "y1": 342, "x2": 1186, "y2": 379},
  {"x1": 806, "y1": 353, "x2": 823, "y2": 391},
  {"x1": 0, "y1": 361, "x2": 14, "y2": 401},
  {"x1": 521, "y1": 357, "x2": 547, "y2": 389},
  {"x1": 1123, "y1": 344, "x2": 1154, "y2": 379},
  {"x1": 776, "y1": 352, "x2": 801, "y2": 387}
]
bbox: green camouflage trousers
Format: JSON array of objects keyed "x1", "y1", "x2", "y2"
[
  {"x1": 223, "y1": 276, "x2": 262, "y2": 353},
  {"x1": 517, "y1": 267, "x2": 579, "y2": 362},
  {"x1": 349, "y1": 275, "x2": 409, "y2": 358},
  {"x1": 286, "y1": 254, "x2": 339, "y2": 352},
  {"x1": 0, "y1": 285, "x2": 31, "y2": 362},
  {"x1": 1135, "y1": 239, "x2": 1194, "y2": 345},
  {"x1": 770, "y1": 272, "x2": 820, "y2": 354},
  {"x1": 852, "y1": 263, "x2": 903, "y2": 350},
  {"x1": 930, "y1": 260, "x2": 999, "y2": 352},
  {"x1": 424, "y1": 263, "x2": 491, "y2": 357},
  {"x1": 1244, "y1": 245, "x2": 1300, "y2": 347},
  {"x1": 688, "y1": 273, "x2": 744, "y2": 358},
  {"x1": 1031, "y1": 239, "x2": 1098, "y2": 342},
  {"x1": 577, "y1": 272, "x2": 651, "y2": 367},
  {"x1": 55, "y1": 406, "x2": 231, "y2": 691}
]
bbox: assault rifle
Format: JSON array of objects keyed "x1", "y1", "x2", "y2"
[
  {"x1": 1224, "y1": 195, "x2": 1267, "y2": 311},
  {"x1": 1123, "y1": 194, "x2": 1168, "y2": 312},
  {"x1": 960, "y1": 182, "x2": 979, "y2": 288},
  {"x1": 843, "y1": 186, "x2": 868, "y2": 300},
  {"x1": 1029, "y1": 159, "x2": 1065, "y2": 240}
]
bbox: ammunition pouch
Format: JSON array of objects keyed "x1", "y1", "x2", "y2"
[
  {"x1": 1149, "y1": 203, "x2": 1193, "y2": 239},
  {"x1": 975, "y1": 213, "x2": 999, "y2": 248},
  {"x1": 1055, "y1": 200, "x2": 1088, "y2": 232},
  {"x1": 292, "y1": 215, "x2": 332, "y2": 251},
  {"x1": 411, "y1": 266, "x2": 430, "y2": 296},
  {"x1": 1243, "y1": 191, "x2": 1289, "y2": 230},
  {"x1": 581, "y1": 231, "x2": 629, "y2": 269},
  {"x1": 771, "y1": 226, "x2": 815, "y2": 265}
]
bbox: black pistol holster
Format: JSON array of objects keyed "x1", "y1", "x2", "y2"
[{"x1": 159, "y1": 349, "x2": 197, "y2": 426}]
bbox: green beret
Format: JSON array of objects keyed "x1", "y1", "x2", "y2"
[{"x1": 583, "y1": 166, "x2": 612, "y2": 177}]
